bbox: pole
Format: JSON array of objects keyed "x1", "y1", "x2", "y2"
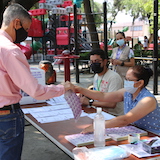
[
  {"x1": 153, "y1": 0, "x2": 158, "y2": 95},
  {"x1": 74, "y1": 4, "x2": 80, "y2": 83},
  {"x1": 103, "y1": 1, "x2": 108, "y2": 59}
]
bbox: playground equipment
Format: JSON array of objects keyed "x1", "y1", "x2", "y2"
[
  {"x1": 30, "y1": 40, "x2": 42, "y2": 52},
  {"x1": 28, "y1": 18, "x2": 44, "y2": 37},
  {"x1": 56, "y1": 27, "x2": 74, "y2": 45},
  {"x1": 16, "y1": 44, "x2": 32, "y2": 60},
  {"x1": 27, "y1": 0, "x2": 82, "y2": 59},
  {"x1": 54, "y1": 54, "x2": 79, "y2": 81}
]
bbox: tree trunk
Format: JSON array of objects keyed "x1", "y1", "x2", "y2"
[
  {"x1": 0, "y1": 0, "x2": 39, "y2": 25},
  {"x1": 83, "y1": 0, "x2": 100, "y2": 49}
]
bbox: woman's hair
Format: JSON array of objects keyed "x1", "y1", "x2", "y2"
[
  {"x1": 144, "y1": 36, "x2": 148, "y2": 39},
  {"x1": 130, "y1": 65, "x2": 153, "y2": 87},
  {"x1": 116, "y1": 32, "x2": 126, "y2": 38}
]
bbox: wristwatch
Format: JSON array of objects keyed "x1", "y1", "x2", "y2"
[
  {"x1": 121, "y1": 61, "x2": 124, "y2": 66},
  {"x1": 89, "y1": 99, "x2": 94, "y2": 106}
]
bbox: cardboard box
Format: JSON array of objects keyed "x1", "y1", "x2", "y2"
[
  {"x1": 142, "y1": 137, "x2": 160, "y2": 154},
  {"x1": 19, "y1": 67, "x2": 46, "y2": 105}
]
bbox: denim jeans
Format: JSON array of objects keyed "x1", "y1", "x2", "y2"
[{"x1": 0, "y1": 108, "x2": 24, "y2": 160}]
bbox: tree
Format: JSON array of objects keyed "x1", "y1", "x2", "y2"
[
  {"x1": 111, "y1": 0, "x2": 160, "y2": 33},
  {"x1": 83, "y1": 0, "x2": 100, "y2": 48}
]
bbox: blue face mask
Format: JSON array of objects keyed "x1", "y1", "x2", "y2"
[
  {"x1": 124, "y1": 80, "x2": 138, "y2": 94},
  {"x1": 116, "y1": 39, "x2": 125, "y2": 46}
]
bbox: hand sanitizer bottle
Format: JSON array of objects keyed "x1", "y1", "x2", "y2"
[{"x1": 94, "y1": 107, "x2": 106, "y2": 147}]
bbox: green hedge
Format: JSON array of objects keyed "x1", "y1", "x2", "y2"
[
  {"x1": 79, "y1": 50, "x2": 112, "y2": 60},
  {"x1": 79, "y1": 49, "x2": 160, "y2": 60}
]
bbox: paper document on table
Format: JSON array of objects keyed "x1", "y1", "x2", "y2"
[
  {"x1": 65, "y1": 126, "x2": 148, "y2": 146},
  {"x1": 119, "y1": 143, "x2": 160, "y2": 158},
  {"x1": 65, "y1": 133, "x2": 111, "y2": 147},
  {"x1": 46, "y1": 94, "x2": 68, "y2": 105},
  {"x1": 64, "y1": 90, "x2": 82, "y2": 121},
  {"x1": 106, "y1": 126, "x2": 148, "y2": 141},
  {"x1": 88, "y1": 112, "x2": 115, "y2": 120},
  {"x1": 22, "y1": 104, "x2": 70, "y2": 114},
  {"x1": 22, "y1": 104, "x2": 87, "y2": 123}
]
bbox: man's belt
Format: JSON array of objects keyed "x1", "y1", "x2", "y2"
[{"x1": 0, "y1": 103, "x2": 20, "y2": 110}]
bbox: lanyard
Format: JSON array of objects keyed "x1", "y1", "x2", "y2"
[
  {"x1": 97, "y1": 74, "x2": 104, "y2": 91},
  {"x1": 116, "y1": 44, "x2": 126, "y2": 59}
]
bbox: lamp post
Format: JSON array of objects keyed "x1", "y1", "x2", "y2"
[
  {"x1": 153, "y1": 0, "x2": 158, "y2": 95},
  {"x1": 103, "y1": 1, "x2": 108, "y2": 58}
]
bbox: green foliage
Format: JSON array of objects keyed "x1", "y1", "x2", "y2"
[
  {"x1": 79, "y1": 52, "x2": 90, "y2": 60},
  {"x1": 118, "y1": 0, "x2": 160, "y2": 32},
  {"x1": 134, "y1": 49, "x2": 160, "y2": 57},
  {"x1": 91, "y1": 1, "x2": 103, "y2": 28},
  {"x1": 79, "y1": 50, "x2": 112, "y2": 60},
  {"x1": 134, "y1": 50, "x2": 153, "y2": 57}
]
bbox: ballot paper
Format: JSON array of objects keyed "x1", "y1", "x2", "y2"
[
  {"x1": 46, "y1": 95, "x2": 68, "y2": 105},
  {"x1": 65, "y1": 126, "x2": 148, "y2": 146},
  {"x1": 64, "y1": 90, "x2": 82, "y2": 121},
  {"x1": 65, "y1": 132, "x2": 111, "y2": 146},
  {"x1": 22, "y1": 104, "x2": 88, "y2": 123}
]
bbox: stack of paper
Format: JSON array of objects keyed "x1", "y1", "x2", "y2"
[
  {"x1": 106, "y1": 126, "x2": 148, "y2": 141},
  {"x1": 65, "y1": 133, "x2": 111, "y2": 147},
  {"x1": 65, "y1": 126, "x2": 148, "y2": 146}
]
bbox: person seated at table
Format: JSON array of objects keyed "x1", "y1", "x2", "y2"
[
  {"x1": 80, "y1": 49, "x2": 124, "y2": 116},
  {"x1": 75, "y1": 65, "x2": 160, "y2": 135}
]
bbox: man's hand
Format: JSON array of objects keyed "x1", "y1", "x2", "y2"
[
  {"x1": 81, "y1": 124, "x2": 94, "y2": 134},
  {"x1": 74, "y1": 85, "x2": 83, "y2": 93},
  {"x1": 62, "y1": 81, "x2": 75, "y2": 92}
]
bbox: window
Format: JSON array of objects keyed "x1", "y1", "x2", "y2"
[{"x1": 130, "y1": 26, "x2": 142, "y2": 31}]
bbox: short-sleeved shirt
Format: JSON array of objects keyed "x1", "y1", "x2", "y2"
[
  {"x1": 116, "y1": 46, "x2": 134, "y2": 60},
  {"x1": 93, "y1": 69, "x2": 124, "y2": 116},
  {"x1": 124, "y1": 88, "x2": 160, "y2": 135}
]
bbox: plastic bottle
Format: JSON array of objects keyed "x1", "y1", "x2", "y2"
[{"x1": 94, "y1": 107, "x2": 106, "y2": 147}]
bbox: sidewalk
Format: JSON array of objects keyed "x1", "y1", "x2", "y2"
[{"x1": 22, "y1": 63, "x2": 160, "y2": 160}]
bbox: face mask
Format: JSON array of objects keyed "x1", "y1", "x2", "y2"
[
  {"x1": 14, "y1": 27, "x2": 28, "y2": 43},
  {"x1": 91, "y1": 63, "x2": 104, "y2": 73},
  {"x1": 116, "y1": 39, "x2": 125, "y2": 46},
  {"x1": 124, "y1": 80, "x2": 138, "y2": 94}
]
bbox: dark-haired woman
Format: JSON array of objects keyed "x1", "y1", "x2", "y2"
[
  {"x1": 75, "y1": 66, "x2": 160, "y2": 135},
  {"x1": 110, "y1": 32, "x2": 135, "y2": 80}
]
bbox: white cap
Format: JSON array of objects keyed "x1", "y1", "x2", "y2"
[{"x1": 97, "y1": 107, "x2": 102, "y2": 113}]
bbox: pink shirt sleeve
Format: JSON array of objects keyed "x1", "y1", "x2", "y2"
[{"x1": 2, "y1": 44, "x2": 65, "y2": 101}]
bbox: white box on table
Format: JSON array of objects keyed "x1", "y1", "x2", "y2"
[{"x1": 19, "y1": 67, "x2": 46, "y2": 105}]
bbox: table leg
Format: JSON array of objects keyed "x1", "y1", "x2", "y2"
[{"x1": 64, "y1": 58, "x2": 70, "y2": 81}]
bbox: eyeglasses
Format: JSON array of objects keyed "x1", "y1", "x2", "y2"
[{"x1": 89, "y1": 59, "x2": 103, "y2": 64}]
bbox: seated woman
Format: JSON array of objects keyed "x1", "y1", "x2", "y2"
[{"x1": 75, "y1": 65, "x2": 160, "y2": 135}]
